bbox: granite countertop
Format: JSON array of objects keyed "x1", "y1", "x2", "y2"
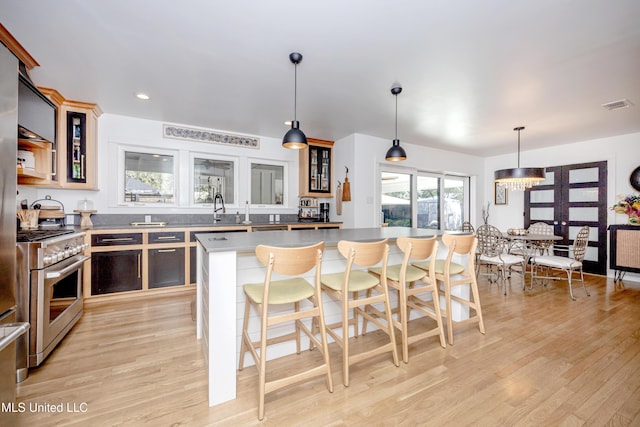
[
  {"x1": 196, "y1": 227, "x2": 441, "y2": 253},
  {"x1": 85, "y1": 221, "x2": 343, "y2": 231}
]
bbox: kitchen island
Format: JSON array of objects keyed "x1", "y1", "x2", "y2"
[{"x1": 196, "y1": 227, "x2": 470, "y2": 407}]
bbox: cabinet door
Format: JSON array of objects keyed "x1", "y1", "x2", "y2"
[
  {"x1": 148, "y1": 247, "x2": 185, "y2": 288},
  {"x1": 66, "y1": 111, "x2": 87, "y2": 183},
  {"x1": 299, "y1": 138, "x2": 334, "y2": 197},
  {"x1": 91, "y1": 250, "x2": 142, "y2": 294},
  {"x1": 189, "y1": 246, "x2": 197, "y2": 285},
  {"x1": 59, "y1": 101, "x2": 101, "y2": 189}
]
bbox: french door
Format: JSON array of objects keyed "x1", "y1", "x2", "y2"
[{"x1": 525, "y1": 161, "x2": 607, "y2": 275}]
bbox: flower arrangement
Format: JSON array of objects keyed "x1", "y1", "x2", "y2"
[{"x1": 611, "y1": 194, "x2": 640, "y2": 225}]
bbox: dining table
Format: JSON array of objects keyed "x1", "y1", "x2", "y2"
[{"x1": 502, "y1": 232, "x2": 563, "y2": 265}]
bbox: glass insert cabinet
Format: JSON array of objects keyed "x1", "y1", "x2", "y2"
[
  {"x1": 38, "y1": 87, "x2": 102, "y2": 190},
  {"x1": 299, "y1": 138, "x2": 334, "y2": 197}
]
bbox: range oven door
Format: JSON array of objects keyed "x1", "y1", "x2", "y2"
[{"x1": 29, "y1": 254, "x2": 88, "y2": 367}]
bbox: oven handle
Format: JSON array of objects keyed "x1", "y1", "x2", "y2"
[{"x1": 45, "y1": 255, "x2": 90, "y2": 280}]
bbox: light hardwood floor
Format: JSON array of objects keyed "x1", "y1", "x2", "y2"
[{"x1": 14, "y1": 274, "x2": 640, "y2": 426}]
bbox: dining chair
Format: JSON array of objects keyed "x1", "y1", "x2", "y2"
[
  {"x1": 320, "y1": 239, "x2": 399, "y2": 387},
  {"x1": 475, "y1": 224, "x2": 526, "y2": 295},
  {"x1": 368, "y1": 236, "x2": 446, "y2": 363},
  {"x1": 414, "y1": 233, "x2": 484, "y2": 345},
  {"x1": 530, "y1": 225, "x2": 591, "y2": 300},
  {"x1": 461, "y1": 221, "x2": 475, "y2": 233},
  {"x1": 238, "y1": 242, "x2": 333, "y2": 420},
  {"x1": 527, "y1": 222, "x2": 555, "y2": 255}
]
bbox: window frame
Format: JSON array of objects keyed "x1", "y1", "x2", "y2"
[
  {"x1": 379, "y1": 164, "x2": 470, "y2": 230},
  {"x1": 189, "y1": 152, "x2": 239, "y2": 209},
  {"x1": 248, "y1": 158, "x2": 288, "y2": 208},
  {"x1": 117, "y1": 144, "x2": 180, "y2": 207}
]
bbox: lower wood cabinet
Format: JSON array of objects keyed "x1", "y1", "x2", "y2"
[
  {"x1": 148, "y1": 247, "x2": 185, "y2": 288},
  {"x1": 91, "y1": 250, "x2": 142, "y2": 295},
  {"x1": 86, "y1": 224, "x2": 340, "y2": 299}
]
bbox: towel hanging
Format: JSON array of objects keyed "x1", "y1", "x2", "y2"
[{"x1": 342, "y1": 167, "x2": 351, "y2": 202}]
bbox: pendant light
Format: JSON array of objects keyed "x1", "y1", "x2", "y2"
[
  {"x1": 494, "y1": 126, "x2": 545, "y2": 191},
  {"x1": 282, "y1": 52, "x2": 308, "y2": 149},
  {"x1": 385, "y1": 84, "x2": 407, "y2": 161}
]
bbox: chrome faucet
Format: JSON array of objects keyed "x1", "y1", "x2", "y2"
[{"x1": 213, "y1": 192, "x2": 225, "y2": 222}]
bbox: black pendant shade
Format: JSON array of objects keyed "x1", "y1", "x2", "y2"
[
  {"x1": 386, "y1": 139, "x2": 407, "y2": 162},
  {"x1": 282, "y1": 52, "x2": 307, "y2": 149},
  {"x1": 282, "y1": 120, "x2": 307, "y2": 149},
  {"x1": 386, "y1": 85, "x2": 406, "y2": 161}
]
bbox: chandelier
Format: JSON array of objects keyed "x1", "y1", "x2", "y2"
[{"x1": 494, "y1": 126, "x2": 545, "y2": 191}]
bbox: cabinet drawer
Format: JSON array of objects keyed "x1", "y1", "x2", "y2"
[
  {"x1": 148, "y1": 231, "x2": 185, "y2": 244},
  {"x1": 91, "y1": 233, "x2": 142, "y2": 246},
  {"x1": 190, "y1": 228, "x2": 248, "y2": 242}
]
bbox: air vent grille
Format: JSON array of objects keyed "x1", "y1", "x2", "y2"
[{"x1": 601, "y1": 99, "x2": 634, "y2": 110}]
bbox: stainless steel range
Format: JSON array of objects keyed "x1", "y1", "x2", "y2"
[{"x1": 16, "y1": 229, "x2": 89, "y2": 381}]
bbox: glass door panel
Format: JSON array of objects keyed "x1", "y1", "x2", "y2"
[
  {"x1": 530, "y1": 208, "x2": 554, "y2": 221},
  {"x1": 569, "y1": 167, "x2": 599, "y2": 183},
  {"x1": 569, "y1": 207, "x2": 599, "y2": 222},
  {"x1": 530, "y1": 190, "x2": 554, "y2": 203},
  {"x1": 569, "y1": 188, "x2": 599, "y2": 202},
  {"x1": 443, "y1": 178, "x2": 465, "y2": 231},
  {"x1": 417, "y1": 176, "x2": 439, "y2": 229},
  {"x1": 381, "y1": 172, "x2": 412, "y2": 227}
]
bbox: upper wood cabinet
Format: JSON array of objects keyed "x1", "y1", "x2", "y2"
[
  {"x1": 298, "y1": 138, "x2": 334, "y2": 197},
  {"x1": 39, "y1": 87, "x2": 102, "y2": 190}
]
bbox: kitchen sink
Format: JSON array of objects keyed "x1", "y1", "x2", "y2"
[{"x1": 129, "y1": 221, "x2": 168, "y2": 227}]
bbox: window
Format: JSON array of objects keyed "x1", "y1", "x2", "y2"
[
  {"x1": 381, "y1": 171, "x2": 412, "y2": 227},
  {"x1": 123, "y1": 150, "x2": 176, "y2": 204},
  {"x1": 417, "y1": 175, "x2": 440, "y2": 229},
  {"x1": 443, "y1": 177, "x2": 466, "y2": 231},
  {"x1": 380, "y1": 167, "x2": 470, "y2": 230},
  {"x1": 250, "y1": 160, "x2": 287, "y2": 206},
  {"x1": 191, "y1": 154, "x2": 237, "y2": 206}
]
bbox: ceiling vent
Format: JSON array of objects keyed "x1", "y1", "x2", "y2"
[{"x1": 601, "y1": 98, "x2": 634, "y2": 111}]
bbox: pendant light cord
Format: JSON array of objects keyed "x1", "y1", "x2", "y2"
[
  {"x1": 293, "y1": 62, "x2": 298, "y2": 122},
  {"x1": 394, "y1": 93, "x2": 398, "y2": 140},
  {"x1": 517, "y1": 128, "x2": 521, "y2": 168}
]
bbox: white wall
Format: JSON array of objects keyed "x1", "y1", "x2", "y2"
[
  {"x1": 483, "y1": 131, "x2": 640, "y2": 281},
  {"x1": 25, "y1": 114, "x2": 300, "y2": 216},
  {"x1": 333, "y1": 133, "x2": 486, "y2": 228}
]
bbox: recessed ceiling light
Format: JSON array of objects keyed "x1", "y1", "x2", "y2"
[
  {"x1": 284, "y1": 120, "x2": 292, "y2": 126},
  {"x1": 135, "y1": 92, "x2": 150, "y2": 100}
]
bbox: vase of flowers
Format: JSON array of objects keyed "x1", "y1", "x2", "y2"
[{"x1": 611, "y1": 194, "x2": 640, "y2": 225}]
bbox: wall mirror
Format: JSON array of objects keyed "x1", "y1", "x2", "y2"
[{"x1": 250, "y1": 160, "x2": 286, "y2": 206}]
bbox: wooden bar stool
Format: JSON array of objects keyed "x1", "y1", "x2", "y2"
[
  {"x1": 238, "y1": 242, "x2": 333, "y2": 421},
  {"x1": 320, "y1": 239, "x2": 399, "y2": 387},
  {"x1": 414, "y1": 233, "x2": 484, "y2": 345},
  {"x1": 368, "y1": 236, "x2": 446, "y2": 363}
]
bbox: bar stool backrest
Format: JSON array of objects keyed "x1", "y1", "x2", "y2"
[
  {"x1": 396, "y1": 236, "x2": 438, "y2": 262},
  {"x1": 337, "y1": 239, "x2": 389, "y2": 268},
  {"x1": 256, "y1": 242, "x2": 325, "y2": 276}
]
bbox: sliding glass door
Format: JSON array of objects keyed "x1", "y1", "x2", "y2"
[{"x1": 382, "y1": 169, "x2": 469, "y2": 230}]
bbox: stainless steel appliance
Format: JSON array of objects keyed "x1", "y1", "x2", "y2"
[
  {"x1": 16, "y1": 229, "x2": 88, "y2": 379},
  {"x1": 320, "y1": 202, "x2": 330, "y2": 222},
  {"x1": 1, "y1": 42, "x2": 30, "y2": 422}
]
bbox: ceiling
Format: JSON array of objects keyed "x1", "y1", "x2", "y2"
[{"x1": 3, "y1": 0, "x2": 640, "y2": 156}]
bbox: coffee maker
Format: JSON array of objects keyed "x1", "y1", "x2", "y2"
[{"x1": 320, "y1": 203, "x2": 330, "y2": 222}]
